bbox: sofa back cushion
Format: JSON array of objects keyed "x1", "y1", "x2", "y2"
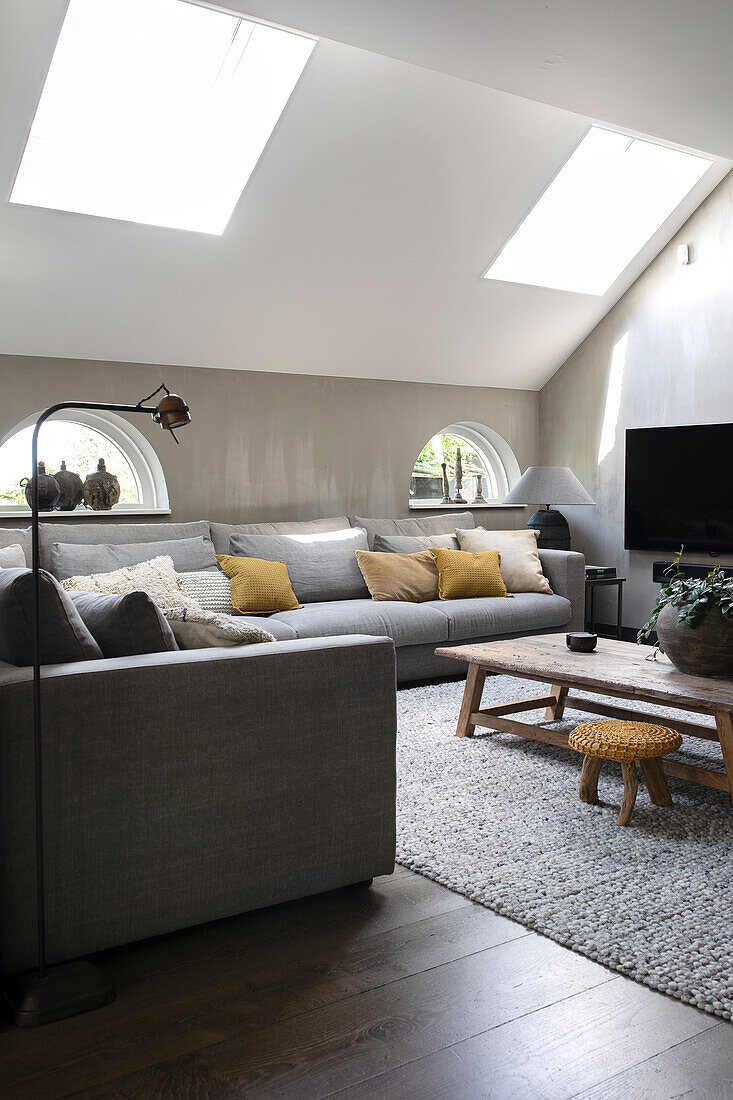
[
  {"x1": 0, "y1": 567, "x2": 103, "y2": 666},
  {"x1": 350, "y1": 512, "x2": 475, "y2": 550},
  {"x1": 372, "y1": 533, "x2": 458, "y2": 553},
  {"x1": 38, "y1": 520, "x2": 211, "y2": 570},
  {"x1": 228, "y1": 528, "x2": 369, "y2": 603},
  {"x1": 51, "y1": 535, "x2": 218, "y2": 581},
  {"x1": 69, "y1": 591, "x2": 179, "y2": 658},
  {"x1": 210, "y1": 516, "x2": 349, "y2": 555}
]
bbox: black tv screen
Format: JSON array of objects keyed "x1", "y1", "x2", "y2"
[{"x1": 625, "y1": 424, "x2": 733, "y2": 553}]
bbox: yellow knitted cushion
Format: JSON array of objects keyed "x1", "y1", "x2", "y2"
[
  {"x1": 429, "y1": 548, "x2": 508, "y2": 600},
  {"x1": 217, "y1": 554, "x2": 300, "y2": 613},
  {"x1": 568, "y1": 721, "x2": 682, "y2": 762}
]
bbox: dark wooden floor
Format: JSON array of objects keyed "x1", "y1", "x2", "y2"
[{"x1": 1, "y1": 866, "x2": 732, "y2": 1099}]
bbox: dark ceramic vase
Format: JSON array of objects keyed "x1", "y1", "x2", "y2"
[
  {"x1": 20, "y1": 461, "x2": 60, "y2": 512},
  {"x1": 54, "y1": 460, "x2": 84, "y2": 511},
  {"x1": 82, "y1": 459, "x2": 121, "y2": 511},
  {"x1": 656, "y1": 602, "x2": 733, "y2": 679}
]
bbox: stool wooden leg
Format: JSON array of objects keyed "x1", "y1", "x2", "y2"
[
  {"x1": 617, "y1": 762, "x2": 638, "y2": 826},
  {"x1": 579, "y1": 756, "x2": 602, "y2": 804},
  {"x1": 640, "y1": 757, "x2": 673, "y2": 806}
]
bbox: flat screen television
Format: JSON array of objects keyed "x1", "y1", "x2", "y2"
[{"x1": 625, "y1": 424, "x2": 733, "y2": 553}]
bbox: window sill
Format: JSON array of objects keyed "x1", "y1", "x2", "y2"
[
  {"x1": 0, "y1": 508, "x2": 172, "y2": 520},
  {"x1": 408, "y1": 501, "x2": 525, "y2": 510}
]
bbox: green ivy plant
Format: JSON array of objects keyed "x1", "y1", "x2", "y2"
[{"x1": 638, "y1": 546, "x2": 733, "y2": 656}]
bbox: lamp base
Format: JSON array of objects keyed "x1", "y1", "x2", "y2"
[
  {"x1": 4, "y1": 960, "x2": 114, "y2": 1028},
  {"x1": 527, "y1": 508, "x2": 571, "y2": 551}
]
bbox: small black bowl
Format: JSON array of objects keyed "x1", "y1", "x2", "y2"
[{"x1": 566, "y1": 631, "x2": 598, "y2": 653}]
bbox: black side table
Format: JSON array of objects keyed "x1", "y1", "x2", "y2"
[{"x1": 585, "y1": 576, "x2": 626, "y2": 639}]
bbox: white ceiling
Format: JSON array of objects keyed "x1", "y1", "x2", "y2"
[{"x1": 0, "y1": 1, "x2": 729, "y2": 390}]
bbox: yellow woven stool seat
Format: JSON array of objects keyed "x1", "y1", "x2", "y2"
[{"x1": 568, "y1": 720, "x2": 682, "y2": 762}]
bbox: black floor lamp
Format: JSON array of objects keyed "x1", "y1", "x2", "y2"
[{"x1": 4, "y1": 384, "x2": 191, "y2": 1028}]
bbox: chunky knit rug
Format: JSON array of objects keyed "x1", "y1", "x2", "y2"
[{"x1": 396, "y1": 675, "x2": 733, "y2": 1020}]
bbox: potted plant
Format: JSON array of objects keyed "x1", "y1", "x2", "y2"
[{"x1": 638, "y1": 548, "x2": 733, "y2": 677}]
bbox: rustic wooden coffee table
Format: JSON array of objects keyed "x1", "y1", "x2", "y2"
[{"x1": 435, "y1": 634, "x2": 733, "y2": 800}]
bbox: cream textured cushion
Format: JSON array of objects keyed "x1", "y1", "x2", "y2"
[
  {"x1": 0, "y1": 544, "x2": 26, "y2": 568},
  {"x1": 162, "y1": 607, "x2": 275, "y2": 649},
  {"x1": 178, "y1": 570, "x2": 234, "y2": 613},
  {"x1": 456, "y1": 528, "x2": 552, "y2": 594},
  {"x1": 61, "y1": 555, "x2": 201, "y2": 609}
]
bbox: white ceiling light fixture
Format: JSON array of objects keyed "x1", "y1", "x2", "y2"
[
  {"x1": 483, "y1": 126, "x2": 712, "y2": 295},
  {"x1": 10, "y1": 0, "x2": 316, "y2": 235}
]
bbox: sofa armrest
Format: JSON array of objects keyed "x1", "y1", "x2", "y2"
[
  {"x1": 0, "y1": 634, "x2": 397, "y2": 973},
  {"x1": 538, "y1": 549, "x2": 585, "y2": 632}
]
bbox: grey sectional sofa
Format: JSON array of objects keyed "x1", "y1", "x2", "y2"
[{"x1": 0, "y1": 512, "x2": 583, "y2": 975}]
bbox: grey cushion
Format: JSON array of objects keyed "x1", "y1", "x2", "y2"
[
  {"x1": 210, "y1": 516, "x2": 350, "y2": 555},
  {"x1": 271, "y1": 598, "x2": 449, "y2": 647},
  {"x1": 228, "y1": 529, "x2": 369, "y2": 603},
  {"x1": 373, "y1": 533, "x2": 459, "y2": 553},
  {"x1": 38, "y1": 520, "x2": 211, "y2": 570},
  {"x1": 0, "y1": 527, "x2": 31, "y2": 563},
  {"x1": 0, "y1": 567, "x2": 103, "y2": 666},
  {"x1": 350, "y1": 512, "x2": 475, "y2": 550},
  {"x1": 69, "y1": 591, "x2": 179, "y2": 658},
  {"x1": 51, "y1": 535, "x2": 219, "y2": 581},
  {"x1": 424, "y1": 592, "x2": 572, "y2": 641},
  {"x1": 0, "y1": 544, "x2": 27, "y2": 568}
]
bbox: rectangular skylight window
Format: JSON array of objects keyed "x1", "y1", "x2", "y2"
[
  {"x1": 483, "y1": 126, "x2": 712, "y2": 295},
  {"x1": 10, "y1": 0, "x2": 315, "y2": 234}
]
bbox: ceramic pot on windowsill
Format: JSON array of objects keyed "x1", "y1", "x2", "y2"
[{"x1": 82, "y1": 459, "x2": 121, "y2": 511}]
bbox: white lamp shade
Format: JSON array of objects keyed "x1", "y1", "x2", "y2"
[{"x1": 502, "y1": 466, "x2": 595, "y2": 507}]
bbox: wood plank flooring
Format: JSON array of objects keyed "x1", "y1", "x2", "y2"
[{"x1": 1, "y1": 867, "x2": 730, "y2": 1099}]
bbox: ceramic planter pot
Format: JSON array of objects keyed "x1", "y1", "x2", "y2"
[
  {"x1": 656, "y1": 602, "x2": 733, "y2": 678},
  {"x1": 20, "y1": 461, "x2": 60, "y2": 512},
  {"x1": 82, "y1": 459, "x2": 121, "y2": 511},
  {"x1": 54, "y1": 461, "x2": 84, "y2": 511}
]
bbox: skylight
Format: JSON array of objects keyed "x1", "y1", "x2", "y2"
[
  {"x1": 483, "y1": 126, "x2": 712, "y2": 295},
  {"x1": 10, "y1": 0, "x2": 316, "y2": 234}
]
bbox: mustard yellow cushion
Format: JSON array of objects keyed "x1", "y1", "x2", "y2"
[
  {"x1": 429, "y1": 548, "x2": 508, "y2": 600},
  {"x1": 217, "y1": 554, "x2": 300, "y2": 613},
  {"x1": 355, "y1": 549, "x2": 439, "y2": 602}
]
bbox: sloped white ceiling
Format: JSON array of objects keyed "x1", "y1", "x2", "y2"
[{"x1": 0, "y1": 1, "x2": 728, "y2": 389}]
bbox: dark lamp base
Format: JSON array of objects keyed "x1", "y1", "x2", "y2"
[
  {"x1": 527, "y1": 508, "x2": 571, "y2": 551},
  {"x1": 4, "y1": 960, "x2": 114, "y2": 1028}
]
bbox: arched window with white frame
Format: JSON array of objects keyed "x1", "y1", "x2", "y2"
[
  {"x1": 409, "y1": 422, "x2": 520, "y2": 507},
  {"x1": 0, "y1": 410, "x2": 170, "y2": 515}
]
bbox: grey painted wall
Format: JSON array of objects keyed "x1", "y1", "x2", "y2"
[
  {"x1": 0, "y1": 354, "x2": 536, "y2": 528},
  {"x1": 540, "y1": 169, "x2": 733, "y2": 630}
]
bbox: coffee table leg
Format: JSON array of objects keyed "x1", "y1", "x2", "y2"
[
  {"x1": 715, "y1": 712, "x2": 733, "y2": 805},
  {"x1": 456, "y1": 664, "x2": 487, "y2": 738},
  {"x1": 545, "y1": 684, "x2": 568, "y2": 721}
]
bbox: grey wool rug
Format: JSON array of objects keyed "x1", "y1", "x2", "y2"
[{"x1": 396, "y1": 675, "x2": 733, "y2": 1020}]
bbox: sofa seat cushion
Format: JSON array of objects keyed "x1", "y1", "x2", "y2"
[
  {"x1": 271, "y1": 599, "x2": 449, "y2": 647},
  {"x1": 425, "y1": 592, "x2": 572, "y2": 641}
]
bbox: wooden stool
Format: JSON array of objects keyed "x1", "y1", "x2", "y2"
[{"x1": 568, "y1": 720, "x2": 683, "y2": 826}]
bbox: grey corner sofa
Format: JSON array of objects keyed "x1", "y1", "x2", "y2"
[{"x1": 0, "y1": 512, "x2": 583, "y2": 975}]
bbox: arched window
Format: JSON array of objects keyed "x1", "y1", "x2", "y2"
[
  {"x1": 0, "y1": 410, "x2": 170, "y2": 515},
  {"x1": 409, "y1": 422, "x2": 520, "y2": 507}
]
